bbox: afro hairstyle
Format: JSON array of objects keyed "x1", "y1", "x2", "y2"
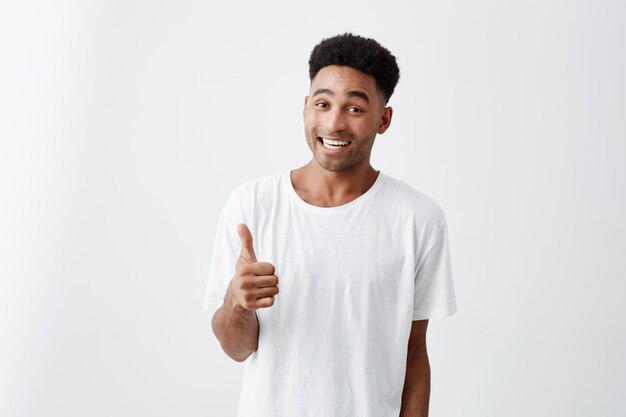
[{"x1": 308, "y1": 33, "x2": 400, "y2": 104}]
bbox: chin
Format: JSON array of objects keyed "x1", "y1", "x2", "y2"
[{"x1": 314, "y1": 156, "x2": 354, "y2": 172}]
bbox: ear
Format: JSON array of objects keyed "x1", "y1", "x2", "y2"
[
  {"x1": 377, "y1": 107, "x2": 393, "y2": 134},
  {"x1": 303, "y1": 95, "x2": 309, "y2": 117}
]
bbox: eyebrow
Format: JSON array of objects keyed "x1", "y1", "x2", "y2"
[
  {"x1": 313, "y1": 88, "x2": 333, "y2": 97},
  {"x1": 312, "y1": 88, "x2": 370, "y2": 103},
  {"x1": 346, "y1": 90, "x2": 370, "y2": 103}
]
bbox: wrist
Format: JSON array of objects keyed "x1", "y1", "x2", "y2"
[{"x1": 225, "y1": 279, "x2": 253, "y2": 316}]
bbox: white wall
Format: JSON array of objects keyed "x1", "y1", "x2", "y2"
[{"x1": 1, "y1": 1, "x2": 625, "y2": 416}]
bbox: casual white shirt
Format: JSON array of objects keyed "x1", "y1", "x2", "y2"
[{"x1": 203, "y1": 171, "x2": 457, "y2": 417}]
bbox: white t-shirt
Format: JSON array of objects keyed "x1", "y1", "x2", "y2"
[{"x1": 203, "y1": 171, "x2": 456, "y2": 417}]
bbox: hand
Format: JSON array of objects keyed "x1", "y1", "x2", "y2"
[{"x1": 228, "y1": 224, "x2": 279, "y2": 311}]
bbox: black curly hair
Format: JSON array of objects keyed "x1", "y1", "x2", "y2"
[{"x1": 308, "y1": 33, "x2": 400, "y2": 104}]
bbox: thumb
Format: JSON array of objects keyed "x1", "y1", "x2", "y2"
[{"x1": 237, "y1": 223, "x2": 257, "y2": 262}]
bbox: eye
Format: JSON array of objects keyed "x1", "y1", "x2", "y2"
[
  {"x1": 347, "y1": 107, "x2": 362, "y2": 113},
  {"x1": 315, "y1": 102, "x2": 328, "y2": 108}
]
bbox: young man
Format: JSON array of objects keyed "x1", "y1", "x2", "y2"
[{"x1": 204, "y1": 33, "x2": 457, "y2": 417}]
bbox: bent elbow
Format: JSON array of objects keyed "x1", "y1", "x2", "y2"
[{"x1": 228, "y1": 349, "x2": 254, "y2": 363}]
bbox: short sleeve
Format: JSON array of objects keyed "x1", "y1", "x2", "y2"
[
  {"x1": 202, "y1": 189, "x2": 246, "y2": 319},
  {"x1": 412, "y1": 221, "x2": 457, "y2": 320}
]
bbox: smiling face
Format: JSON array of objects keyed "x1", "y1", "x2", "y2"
[{"x1": 303, "y1": 65, "x2": 392, "y2": 173}]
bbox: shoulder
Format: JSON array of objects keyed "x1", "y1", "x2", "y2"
[
  {"x1": 224, "y1": 171, "x2": 287, "y2": 210},
  {"x1": 379, "y1": 174, "x2": 446, "y2": 222}
]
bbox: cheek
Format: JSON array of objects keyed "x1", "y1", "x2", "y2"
[
  {"x1": 368, "y1": 117, "x2": 383, "y2": 133},
  {"x1": 354, "y1": 120, "x2": 377, "y2": 136},
  {"x1": 304, "y1": 112, "x2": 318, "y2": 131}
]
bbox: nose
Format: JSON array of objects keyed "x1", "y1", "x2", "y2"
[{"x1": 324, "y1": 107, "x2": 347, "y2": 133}]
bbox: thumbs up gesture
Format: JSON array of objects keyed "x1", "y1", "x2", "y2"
[{"x1": 228, "y1": 224, "x2": 279, "y2": 310}]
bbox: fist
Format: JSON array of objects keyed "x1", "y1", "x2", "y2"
[{"x1": 229, "y1": 224, "x2": 279, "y2": 310}]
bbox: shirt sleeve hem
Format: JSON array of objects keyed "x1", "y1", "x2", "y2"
[{"x1": 412, "y1": 303, "x2": 457, "y2": 321}]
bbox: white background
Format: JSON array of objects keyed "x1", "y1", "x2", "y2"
[{"x1": 1, "y1": 1, "x2": 625, "y2": 416}]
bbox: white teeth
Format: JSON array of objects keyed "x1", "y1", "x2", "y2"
[{"x1": 321, "y1": 138, "x2": 350, "y2": 146}]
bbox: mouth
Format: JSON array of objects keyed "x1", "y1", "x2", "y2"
[{"x1": 318, "y1": 137, "x2": 352, "y2": 151}]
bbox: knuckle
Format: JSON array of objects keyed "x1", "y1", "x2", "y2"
[
  {"x1": 257, "y1": 262, "x2": 275, "y2": 274},
  {"x1": 240, "y1": 279, "x2": 254, "y2": 289}
]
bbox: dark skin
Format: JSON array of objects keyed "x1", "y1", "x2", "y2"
[
  {"x1": 212, "y1": 65, "x2": 431, "y2": 416},
  {"x1": 400, "y1": 320, "x2": 431, "y2": 417},
  {"x1": 293, "y1": 65, "x2": 391, "y2": 207}
]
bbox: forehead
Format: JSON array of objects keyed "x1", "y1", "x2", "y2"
[{"x1": 310, "y1": 65, "x2": 379, "y2": 98}]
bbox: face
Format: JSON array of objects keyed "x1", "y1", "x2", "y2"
[{"x1": 303, "y1": 65, "x2": 392, "y2": 173}]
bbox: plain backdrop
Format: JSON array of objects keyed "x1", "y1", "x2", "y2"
[{"x1": 1, "y1": 1, "x2": 625, "y2": 416}]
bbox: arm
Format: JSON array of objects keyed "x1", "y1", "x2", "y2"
[
  {"x1": 211, "y1": 224, "x2": 279, "y2": 362},
  {"x1": 211, "y1": 280, "x2": 260, "y2": 362},
  {"x1": 399, "y1": 319, "x2": 430, "y2": 417}
]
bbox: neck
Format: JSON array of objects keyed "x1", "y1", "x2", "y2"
[{"x1": 290, "y1": 159, "x2": 379, "y2": 208}]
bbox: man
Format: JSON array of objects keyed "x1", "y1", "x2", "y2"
[{"x1": 204, "y1": 33, "x2": 457, "y2": 417}]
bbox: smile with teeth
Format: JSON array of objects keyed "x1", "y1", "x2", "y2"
[{"x1": 319, "y1": 137, "x2": 351, "y2": 150}]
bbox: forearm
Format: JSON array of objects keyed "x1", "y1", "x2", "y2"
[
  {"x1": 211, "y1": 280, "x2": 259, "y2": 362},
  {"x1": 399, "y1": 352, "x2": 431, "y2": 417}
]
